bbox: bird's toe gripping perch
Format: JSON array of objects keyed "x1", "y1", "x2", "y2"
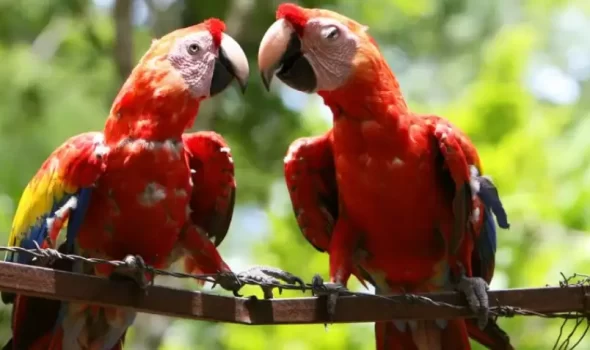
[
  {"x1": 214, "y1": 266, "x2": 306, "y2": 299},
  {"x1": 311, "y1": 274, "x2": 350, "y2": 324},
  {"x1": 111, "y1": 255, "x2": 153, "y2": 293},
  {"x1": 455, "y1": 265, "x2": 490, "y2": 329}
]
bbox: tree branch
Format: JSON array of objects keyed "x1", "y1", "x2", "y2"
[{"x1": 113, "y1": 0, "x2": 134, "y2": 83}]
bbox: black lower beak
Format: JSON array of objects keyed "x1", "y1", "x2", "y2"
[
  {"x1": 262, "y1": 33, "x2": 317, "y2": 93},
  {"x1": 210, "y1": 49, "x2": 247, "y2": 96}
]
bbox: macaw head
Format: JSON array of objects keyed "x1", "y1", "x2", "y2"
[
  {"x1": 137, "y1": 18, "x2": 249, "y2": 100},
  {"x1": 257, "y1": 3, "x2": 384, "y2": 93},
  {"x1": 106, "y1": 18, "x2": 250, "y2": 140}
]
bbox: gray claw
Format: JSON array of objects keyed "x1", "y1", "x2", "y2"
[
  {"x1": 311, "y1": 274, "x2": 348, "y2": 295},
  {"x1": 311, "y1": 274, "x2": 325, "y2": 291},
  {"x1": 238, "y1": 266, "x2": 305, "y2": 286},
  {"x1": 311, "y1": 274, "x2": 347, "y2": 325},
  {"x1": 235, "y1": 265, "x2": 305, "y2": 299},
  {"x1": 456, "y1": 273, "x2": 489, "y2": 329},
  {"x1": 34, "y1": 248, "x2": 60, "y2": 267},
  {"x1": 111, "y1": 255, "x2": 151, "y2": 293},
  {"x1": 212, "y1": 271, "x2": 243, "y2": 295},
  {"x1": 32, "y1": 241, "x2": 61, "y2": 267}
]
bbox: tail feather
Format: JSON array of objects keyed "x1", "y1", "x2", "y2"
[
  {"x1": 8, "y1": 243, "x2": 73, "y2": 350},
  {"x1": 46, "y1": 327, "x2": 126, "y2": 350},
  {"x1": 6, "y1": 242, "x2": 128, "y2": 350},
  {"x1": 4, "y1": 330, "x2": 55, "y2": 350},
  {"x1": 10, "y1": 294, "x2": 63, "y2": 350},
  {"x1": 376, "y1": 321, "x2": 419, "y2": 350},
  {"x1": 467, "y1": 318, "x2": 514, "y2": 350},
  {"x1": 376, "y1": 320, "x2": 471, "y2": 350}
]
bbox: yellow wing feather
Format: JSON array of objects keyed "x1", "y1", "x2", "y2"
[
  {"x1": 6, "y1": 132, "x2": 106, "y2": 264},
  {"x1": 8, "y1": 162, "x2": 77, "y2": 249}
]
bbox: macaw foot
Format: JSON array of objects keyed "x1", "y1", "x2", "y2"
[
  {"x1": 455, "y1": 267, "x2": 489, "y2": 329},
  {"x1": 211, "y1": 271, "x2": 243, "y2": 296},
  {"x1": 110, "y1": 255, "x2": 151, "y2": 293},
  {"x1": 212, "y1": 266, "x2": 304, "y2": 299},
  {"x1": 311, "y1": 274, "x2": 349, "y2": 324},
  {"x1": 231, "y1": 266, "x2": 305, "y2": 299},
  {"x1": 31, "y1": 241, "x2": 62, "y2": 267}
]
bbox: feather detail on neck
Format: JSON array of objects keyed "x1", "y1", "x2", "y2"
[
  {"x1": 318, "y1": 57, "x2": 408, "y2": 123},
  {"x1": 103, "y1": 60, "x2": 200, "y2": 145}
]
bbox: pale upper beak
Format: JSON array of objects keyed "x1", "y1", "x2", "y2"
[
  {"x1": 258, "y1": 19, "x2": 294, "y2": 90},
  {"x1": 257, "y1": 19, "x2": 317, "y2": 92},
  {"x1": 210, "y1": 33, "x2": 250, "y2": 96}
]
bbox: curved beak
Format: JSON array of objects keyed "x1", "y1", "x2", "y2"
[
  {"x1": 210, "y1": 33, "x2": 250, "y2": 96},
  {"x1": 257, "y1": 19, "x2": 317, "y2": 92}
]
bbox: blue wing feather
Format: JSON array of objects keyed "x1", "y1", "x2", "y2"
[
  {"x1": 2, "y1": 131, "x2": 106, "y2": 348},
  {"x1": 5, "y1": 132, "x2": 105, "y2": 266},
  {"x1": 8, "y1": 191, "x2": 91, "y2": 265},
  {"x1": 477, "y1": 176, "x2": 509, "y2": 229},
  {"x1": 11, "y1": 195, "x2": 75, "y2": 264},
  {"x1": 65, "y1": 188, "x2": 93, "y2": 253},
  {"x1": 473, "y1": 175, "x2": 509, "y2": 281},
  {"x1": 474, "y1": 207, "x2": 497, "y2": 279}
]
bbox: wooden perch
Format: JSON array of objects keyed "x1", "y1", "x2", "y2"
[{"x1": 0, "y1": 261, "x2": 588, "y2": 325}]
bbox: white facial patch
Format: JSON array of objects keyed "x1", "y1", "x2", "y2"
[
  {"x1": 303, "y1": 18, "x2": 360, "y2": 92},
  {"x1": 167, "y1": 32, "x2": 217, "y2": 98}
]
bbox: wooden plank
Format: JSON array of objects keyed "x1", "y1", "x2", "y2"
[{"x1": 0, "y1": 261, "x2": 586, "y2": 325}]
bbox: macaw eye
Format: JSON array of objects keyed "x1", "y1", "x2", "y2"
[
  {"x1": 321, "y1": 25, "x2": 340, "y2": 40},
  {"x1": 187, "y1": 43, "x2": 200, "y2": 55}
]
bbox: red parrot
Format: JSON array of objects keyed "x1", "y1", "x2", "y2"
[
  {"x1": 3, "y1": 18, "x2": 298, "y2": 350},
  {"x1": 258, "y1": 4, "x2": 512, "y2": 350}
]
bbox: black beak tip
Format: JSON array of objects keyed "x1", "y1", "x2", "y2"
[
  {"x1": 239, "y1": 81, "x2": 248, "y2": 94},
  {"x1": 261, "y1": 72, "x2": 272, "y2": 92}
]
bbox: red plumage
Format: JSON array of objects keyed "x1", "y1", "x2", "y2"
[
  {"x1": 4, "y1": 18, "x2": 245, "y2": 350},
  {"x1": 277, "y1": 3, "x2": 308, "y2": 35},
  {"x1": 278, "y1": 6, "x2": 512, "y2": 350},
  {"x1": 204, "y1": 18, "x2": 226, "y2": 48}
]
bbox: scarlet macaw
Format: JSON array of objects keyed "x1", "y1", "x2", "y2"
[
  {"x1": 3, "y1": 18, "x2": 298, "y2": 350},
  {"x1": 258, "y1": 4, "x2": 512, "y2": 349}
]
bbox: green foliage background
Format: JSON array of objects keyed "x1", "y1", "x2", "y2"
[{"x1": 1, "y1": 0, "x2": 589, "y2": 348}]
